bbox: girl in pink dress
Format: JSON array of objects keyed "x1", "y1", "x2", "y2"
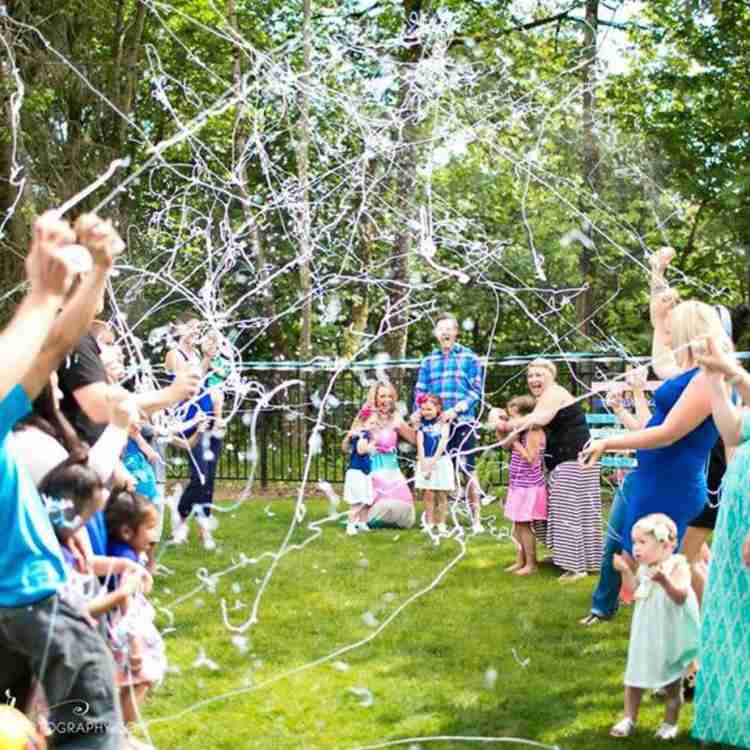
[
  {"x1": 365, "y1": 383, "x2": 417, "y2": 529},
  {"x1": 502, "y1": 395, "x2": 548, "y2": 575}
]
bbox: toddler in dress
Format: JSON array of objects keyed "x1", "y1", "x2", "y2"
[
  {"x1": 415, "y1": 394, "x2": 454, "y2": 534},
  {"x1": 502, "y1": 396, "x2": 547, "y2": 575},
  {"x1": 342, "y1": 405, "x2": 378, "y2": 536},
  {"x1": 610, "y1": 512, "x2": 700, "y2": 740}
]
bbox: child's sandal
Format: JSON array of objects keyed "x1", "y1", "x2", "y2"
[
  {"x1": 654, "y1": 722, "x2": 678, "y2": 740},
  {"x1": 610, "y1": 718, "x2": 636, "y2": 738}
]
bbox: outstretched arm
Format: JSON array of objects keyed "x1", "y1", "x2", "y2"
[{"x1": 2, "y1": 214, "x2": 79, "y2": 401}]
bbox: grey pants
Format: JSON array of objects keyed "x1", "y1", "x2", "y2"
[{"x1": 0, "y1": 594, "x2": 123, "y2": 749}]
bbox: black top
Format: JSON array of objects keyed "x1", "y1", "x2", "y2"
[
  {"x1": 544, "y1": 402, "x2": 591, "y2": 473},
  {"x1": 57, "y1": 332, "x2": 108, "y2": 446},
  {"x1": 706, "y1": 437, "x2": 726, "y2": 496}
]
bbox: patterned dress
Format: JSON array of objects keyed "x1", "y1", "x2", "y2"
[
  {"x1": 693, "y1": 409, "x2": 750, "y2": 748},
  {"x1": 504, "y1": 431, "x2": 548, "y2": 523}
]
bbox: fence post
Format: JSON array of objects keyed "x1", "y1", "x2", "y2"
[{"x1": 260, "y1": 409, "x2": 269, "y2": 490}]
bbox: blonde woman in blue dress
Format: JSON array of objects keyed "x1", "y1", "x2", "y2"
[
  {"x1": 610, "y1": 513, "x2": 700, "y2": 740},
  {"x1": 692, "y1": 337, "x2": 750, "y2": 749}
]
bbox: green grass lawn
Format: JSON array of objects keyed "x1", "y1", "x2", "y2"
[{"x1": 138, "y1": 497, "x2": 699, "y2": 750}]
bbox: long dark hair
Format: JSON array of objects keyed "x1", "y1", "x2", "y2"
[{"x1": 14, "y1": 381, "x2": 89, "y2": 463}]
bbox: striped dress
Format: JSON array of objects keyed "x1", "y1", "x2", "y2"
[
  {"x1": 504, "y1": 431, "x2": 548, "y2": 522},
  {"x1": 542, "y1": 403, "x2": 602, "y2": 574}
]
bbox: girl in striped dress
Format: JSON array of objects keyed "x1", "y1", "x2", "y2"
[{"x1": 503, "y1": 396, "x2": 548, "y2": 575}]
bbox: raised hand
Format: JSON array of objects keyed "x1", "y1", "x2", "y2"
[
  {"x1": 696, "y1": 336, "x2": 740, "y2": 379},
  {"x1": 26, "y1": 212, "x2": 79, "y2": 299},
  {"x1": 649, "y1": 245, "x2": 676, "y2": 273},
  {"x1": 171, "y1": 367, "x2": 202, "y2": 402},
  {"x1": 624, "y1": 366, "x2": 648, "y2": 391},
  {"x1": 578, "y1": 438, "x2": 607, "y2": 467},
  {"x1": 74, "y1": 213, "x2": 125, "y2": 269}
]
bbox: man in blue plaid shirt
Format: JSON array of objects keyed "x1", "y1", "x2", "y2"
[{"x1": 412, "y1": 312, "x2": 485, "y2": 532}]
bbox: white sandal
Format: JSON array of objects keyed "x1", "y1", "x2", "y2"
[
  {"x1": 654, "y1": 722, "x2": 678, "y2": 740},
  {"x1": 610, "y1": 717, "x2": 636, "y2": 738}
]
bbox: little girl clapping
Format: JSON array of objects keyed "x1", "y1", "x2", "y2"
[{"x1": 610, "y1": 513, "x2": 700, "y2": 740}]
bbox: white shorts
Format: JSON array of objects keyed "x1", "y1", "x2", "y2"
[
  {"x1": 343, "y1": 469, "x2": 374, "y2": 506},
  {"x1": 415, "y1": 455, "x2": 455, "y2": 491}
]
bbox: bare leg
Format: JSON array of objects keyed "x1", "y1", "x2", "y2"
[
  {"x1": 663, "y1": 679, "x2": 683, "y2": 725},
  {"x1": 624, "y1": 686, "x2": 643, "y2": 722},
  {"x1": 435, "y1": 491, "x2": 448, "y2": 525},
  {"x1": 515, "y1": 523, "x2": 538, "y2": 575},
  {"x1": 423, "y1": 490, "x2": 435, "y2": 526},
  {"x1": 467, "y1": 472, "x2": 481, "y2": 527},
  {"x1": 505, "y1": 523, "x2": 525, "y2": 572},
  {"x1": 121, "y1": 682, "x2": 150, "y2": 724},
  {"x1": 681, "y1": 525, "x2": 710, "y2": 607}
]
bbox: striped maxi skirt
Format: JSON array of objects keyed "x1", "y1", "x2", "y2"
[{"x1": 536, "y1": 460, "x2": 602, "y2": 574}]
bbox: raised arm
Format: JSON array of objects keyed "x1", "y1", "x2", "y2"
[
  {"x1": 648, "y1": 248, "x2": 682, "y2": 380},
  {"x1": 1, "y1": 214, "x2": 79, "y2": 400},
  {"x1": 580, "y1": 372, "x2": 712, "y2": 465},
  {"x1": 21, "y1": 215, "x2": 121, "y2": 401}
]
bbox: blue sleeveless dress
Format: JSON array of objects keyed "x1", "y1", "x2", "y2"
[{"x1": 620, "y1": 367, "x2": 717, "y2": 552}]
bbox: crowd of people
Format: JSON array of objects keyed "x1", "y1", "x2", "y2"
[
  {"x1": 0, "y1": 218, "x2": 748, "y2": 749},
  {"x1": 0, "y1": 214, "x2": 227, "y2": 749}
]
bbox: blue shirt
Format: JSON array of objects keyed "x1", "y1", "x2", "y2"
[
  {"x1": 86, "y1": 511, "x2": 108, "y2": 557},
  {"x1": 419, "y1": 418, "x2": 444, "y2": 458},
  {"x1": 414, "y1": 344, "x2": 483, "y2": 421},
  {"x1": 349, "y1": 430, "x2": 371, "y2": 474},
  {"x1": 123, "y1": 438, "x2": 159, "y2": 502},
  {"x1": 0, "y1": 385, "x2": 67, "y2": 607}
]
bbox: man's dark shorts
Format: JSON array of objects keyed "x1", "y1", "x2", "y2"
[{"x1": 447, "y1": 421, "x2": 478, "y2": 473}]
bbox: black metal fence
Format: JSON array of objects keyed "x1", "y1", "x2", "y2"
[{"x1": 166, "y1": 352, "x2": 654, "y2": 488}]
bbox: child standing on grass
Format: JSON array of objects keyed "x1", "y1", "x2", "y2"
[
  {"x1": 502, "y1": 396, "x2": 547, "y2": 575},
  {"x1": 106, "y1": 490, "x2": 166, "y2": 731},
  {"x1": 341, "y1": 405, "x2": 378, "y2": 536},
  {"x1": 414, "y1": 393, "x2": 454, "y2": 534},
  {"x1": 610, "y1": 513, "x2": 700, "y2": 740}
]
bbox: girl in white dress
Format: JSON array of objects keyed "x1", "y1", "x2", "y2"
[
  {"x1": 415, "y1": 394, "x2": 455, "y2": 534},
  {"x1": 610, "y1": 513, "x2": 700, "y2": 740}
]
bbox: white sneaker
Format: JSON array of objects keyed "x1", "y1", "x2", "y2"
[
  {"x1": 346, "y1": 523, "x2": 358, "y2": 536},
  {"x1": 654, "y1": 722, "x2": 677, "y2": 740},
  {"x1": 472, "y1": 522, "x2": 485, "y2": 534},
  {"x1": 202, "y1": 532, "x2": 216, "y2": 551},
  {"x1": 171, "y1": 522, "x2": 188, "y2": 545},
  {"x1": 355, "y1": 522, "x2": 370, "y2": 532}
]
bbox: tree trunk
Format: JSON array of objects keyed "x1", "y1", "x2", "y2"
[
  {"x1": 0, "y1": 8, "x2": 31, "y2": 289},
  {"x1": 295, "y1": 0, "x2": 313, "y2": 360},
  {"x1": 227, "y1": 0, "x2": 288, "y2": 356},
  {"x1": 576, "y1": 0, "x2": 600, "y2": 341},
  {"x1": 383, "y1": 0, "x2": 423, "y2": 360}
]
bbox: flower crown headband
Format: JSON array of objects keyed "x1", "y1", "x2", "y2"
[{"x1": 635, "y1": 518, "x2": 675, "y2": 543}]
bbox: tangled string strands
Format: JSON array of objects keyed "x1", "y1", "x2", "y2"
[{"x1": 0, "y1": 1, "x2": 736, "y2": 744}]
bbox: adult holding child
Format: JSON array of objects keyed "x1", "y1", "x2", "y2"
[
  {"x1": 495, "y1": 358, "x2": 602, "y2": 580},
  {"x1": 412, "y1": 312, "x2": 485, "y2": 532},
  {"x1": 364, "y1": 382, "x2": 417, "y2": 529},
  {"x1": 691, "y1": 337, "x2": 750, "y2": 748}
]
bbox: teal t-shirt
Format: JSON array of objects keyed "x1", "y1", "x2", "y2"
[{"x1": 0, "y1": 385, "x2": 67, "y2": 607}]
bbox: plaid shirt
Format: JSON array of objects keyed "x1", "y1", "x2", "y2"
[{"x1": 414, "y1": 344, "x2": 484, "y2": 422}]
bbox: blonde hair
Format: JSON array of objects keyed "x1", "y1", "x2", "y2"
[
  {"x1": 367, "y1": 381, "x2": 399, "y2": 416},
  {"x1": 669, "y1": 301, "x2": 733, "y2": 369},
  {"x1": 633, "y1": 513, "x2": 677, "y2": 545},
  {"x1": 527, "y1": 358, "x2": 557, "y2": 380}
]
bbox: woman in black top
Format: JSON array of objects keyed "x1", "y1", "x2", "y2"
[{"x1": 496, "y1": 358, "x2": 602, "y2": 580}]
